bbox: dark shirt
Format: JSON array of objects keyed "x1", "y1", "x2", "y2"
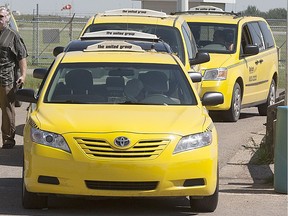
[{"x1": 0, "y1": 26, "x2": 28, "y2": 86}]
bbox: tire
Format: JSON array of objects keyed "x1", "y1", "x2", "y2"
[
  {"x1": 189, "y1": 169, "x2": 219, "y2": 212},
  {"x1": 22, "y1": 166, "x2": 47, "y2": 209},
  {"x1": 257, "y1": 79, "x2": 276, "y2": 116},
  {"x1": 224, "y1": 82, "x2": 241, "y2": 122}
]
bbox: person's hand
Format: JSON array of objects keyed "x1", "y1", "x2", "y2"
[{"x1": 16, "y1": 76, "x2": 25, "y2": 87}]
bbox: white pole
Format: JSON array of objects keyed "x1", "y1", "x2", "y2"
[{"x1": 177, "y1": 0, "x2": 188, "y2": 12}]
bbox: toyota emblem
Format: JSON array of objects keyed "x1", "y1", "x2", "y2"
[{"x1": 114, "y1": 136, "x2": 130, "y2": 147}]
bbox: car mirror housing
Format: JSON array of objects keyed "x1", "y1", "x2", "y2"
[
  {"x1": 53, "y1": 46, "x2": 65, "y2": 57},
  {"x1": 243, "y1": 45, "x2": 259, "y2": 56},
  {"x1": 202, "y1": 92, "x2": 224, "y2": 106},
  {"x1": 33, "y1": 68, "x2": 48, "y2": 79},
  {"x1": 16, "y1": 89, "x2": 37, "y2": 104},
  {"x1": 189, "y1": 72, "x2": 202, "y2": 83},
  {"x1": 190, "y1": 52, "x2": 210, "y2": 66}
]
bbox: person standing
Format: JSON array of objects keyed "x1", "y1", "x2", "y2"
[{"x1": 0, "y1": 6, "x2": 27, "y2": 149}]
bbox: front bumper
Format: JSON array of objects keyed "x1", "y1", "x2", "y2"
[{"x1": 24, "y1": 131, "x2": 218, "y2": 198}]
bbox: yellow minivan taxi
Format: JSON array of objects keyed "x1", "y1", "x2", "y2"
[
  {"x1": 17, "y1": 40, "x2": 223, "y2": 212},
  {"x1": 177, "y1": 6, "x2": 278, "y2": 121},
  {"x1": 79, "y1": 8, "x2": 210, "y2": 81}
]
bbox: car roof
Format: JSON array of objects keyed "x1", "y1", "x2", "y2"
[
  {"x1": 57, "y1": 30, "x2": 173, "y2": 55},
  {"x1": 174, "y1": 6, "x2": 267, "y2": 25},
  {"x1": 89, "y1": 8, "x2": 185, "y2": 27},
  {"x1": 59, "y1": 40, "x2": 179, "y2": 65}
]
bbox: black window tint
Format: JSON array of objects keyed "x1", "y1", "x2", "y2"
[
  {"x1": 247, "y1": 22, "x2": 265, "y2": 51},
  {"x1": 240, "y1": 25, "x2": 253, "y2": 55},
  {"x1": 259, "y1": 21, "x2": 275, "y2": 49}
]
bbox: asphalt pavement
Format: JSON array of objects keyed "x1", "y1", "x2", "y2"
[{"x1": 0, "y1": 102, "x2": 287, "y2": 216}]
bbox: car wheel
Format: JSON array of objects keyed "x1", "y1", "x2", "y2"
[
  {"x1": 189, "y1": 169, "x2": 219, "y2": 212},
  {"x1": 257, "y1": 79, "x2": 276, "y2": 116},
  {"x1": 22, "y1": 166, "x2": 47, "y2": 209},
  {"x1": 224, "y1": 82, "x2": 241, "y2": 122}
]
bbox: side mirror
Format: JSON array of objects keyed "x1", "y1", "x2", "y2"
[
  {"x1": 33, "y1": 68, "x2": 48, "y2": 79},
  {"x1": 243, "y1": 45, "x2": 259, "y2": 56},
  {"x1": 53, "y1": 46, "x2": 65, "y2": 57},
  {"x1": 190, "y1": 52, "x2": 210, "y2": 66},
  {"x1": 202, "y1": 92, "x2": 224, "y2": 106},
  {"x1": 189, "y1": 72, "x2": 202, "y2": 83},
  {"x1": 16, "y1": 89, "x2": 37, "y2": 103}
]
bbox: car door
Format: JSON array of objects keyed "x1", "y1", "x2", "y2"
[
  {"x1": 239, "y1": 23, "x2": 260, "y2": 105},
  {"x1": 246, "y1": 21, "x2": 270, "y2": 102}
]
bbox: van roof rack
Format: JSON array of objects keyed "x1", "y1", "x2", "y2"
[{"x1": 103, "y1": 8, "x2": 168, "y2": 18}]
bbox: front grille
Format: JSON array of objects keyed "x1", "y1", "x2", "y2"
[
  {"x1": 76, "y1": 138, "x2": 169, "y2": 159},
  {"x1": 85, "y1": 180, "x2": 158, "y2": 191}
]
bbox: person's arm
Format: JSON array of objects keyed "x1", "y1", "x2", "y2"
[{"x1": 16, "y1": 57, "x2": 27, "y2": 85}]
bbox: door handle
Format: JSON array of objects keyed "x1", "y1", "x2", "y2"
[{"x1": 255, "y1": 59, "x2": 263, "y2": 65}]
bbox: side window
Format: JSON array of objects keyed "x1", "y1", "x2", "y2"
[
  {"x1": 182, "y1": 23, "x2": 196, "y2": 59},
  {"x1": 240, "y1": 25, "x2": 253, "y2": 55},
  {"x1": 259, "y1": 21, "x2": 275, "y2": 49},
  {"x1": 247, "y1": 22, "x2": 265, "y2": 51}
]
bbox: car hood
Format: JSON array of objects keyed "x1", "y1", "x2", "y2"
[
  {"x1": 34, "y1": 105, "x2": 208, "y2": 135},
  {"x1": 199, "y1": 53, "x2": 234, "y2": 70}
]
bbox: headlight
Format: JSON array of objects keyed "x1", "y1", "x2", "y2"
[
  {"x1": 31, "y1": 128, "x2": 71, "y2": 153},
  {"x1": 203, "y1": 68, "x2": 227, "y2": 80},
  {"x1": 173, "y1": 131, "x2": 212, "y2": 154}
]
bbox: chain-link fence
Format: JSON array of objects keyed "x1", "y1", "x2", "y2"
[
  {"x1": 17, "y1": 15, "x2": 87, "y2": 66},
  {"x1": 16, "y1": 16, "x2": 287, "y2": 68}
]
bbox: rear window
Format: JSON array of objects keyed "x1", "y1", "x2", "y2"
[{"x1": 84, "y1": 23, "x2": 185, "y2": 63}]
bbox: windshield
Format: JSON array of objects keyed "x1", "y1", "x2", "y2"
[
  {"x1": 84, "y1": 23, "x2": 185, "y2": 63},
  {"x1": 188, "y1": 23, "x2": 237, "y2": 54},
  {"x1": 44, "y1": 63, "x2": 197, "y2": 105}
]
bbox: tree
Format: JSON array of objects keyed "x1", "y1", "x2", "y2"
[
  {"x1": 241, "y1": 5, "x2": 287, "y2": 19},
  {"x1": 266, "y1": 8, "x2": 287, "y2": 19}
]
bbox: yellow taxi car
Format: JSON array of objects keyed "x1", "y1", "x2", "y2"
[
  {"x1": 176, "y1": 6, "x2": 278, "y2": 121},
  {"x1": 17, "y1": 39, "x2": 223, "y2": 212},
  {"x1": 79, "y1": 8, "x2": 210, "y2": 77}
]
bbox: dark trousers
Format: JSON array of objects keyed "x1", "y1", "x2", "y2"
[{"x1": 0, "y1": 84, "x2": 16, "y2": 145}]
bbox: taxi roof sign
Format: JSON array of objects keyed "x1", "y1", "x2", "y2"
[
  {"x1": 84, "y1": 41, "x2": 144, "y2": 52},
  {"x1": 103, "y1": 8, "x2": 168, "y2": 18},
  {"x1": 189, "y1": 6, "x2": 224, "y2": 12},
  {"x1": 81, "y1": 30, "x2": 159, "y2": 41}
]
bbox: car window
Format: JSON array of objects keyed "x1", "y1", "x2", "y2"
[
  {"x1": 44, "y1": 63, "x2": 196, "y2": 105},
  {"x1": 181, "y1": 22, "x2": 196, "y2": 59},
  {"x1": 188, "y1": 22, "x2": 237, "y2": 53},
  {"x1": 258, "y1": 21, "x2": 275, "y2": 49},
  {"x1": 84, "y1": 23, "x2": 185, "y2": 63},
  {"x1": 247, "y1": 22, "x2": 265, "y2": 51}
]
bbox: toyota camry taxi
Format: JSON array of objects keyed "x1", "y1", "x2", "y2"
[{"x1": 17, "y1": 38, "x2": 223, "y2": 212}]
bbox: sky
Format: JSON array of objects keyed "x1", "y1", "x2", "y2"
[{"x1": 1, "y1": 0, "x2": 287, "y2": 16}]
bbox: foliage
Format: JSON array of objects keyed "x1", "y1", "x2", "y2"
[{"x1": 241, "y1": 5, "x2": 287, "y2": 19}]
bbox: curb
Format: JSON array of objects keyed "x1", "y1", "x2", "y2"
[{"x1": 220, "y1": 130, "x2": 274, "y2": 189}]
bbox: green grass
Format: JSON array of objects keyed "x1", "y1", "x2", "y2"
[{"x1": 24, "y1": 74, "x2": 42, "y2": 90}]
